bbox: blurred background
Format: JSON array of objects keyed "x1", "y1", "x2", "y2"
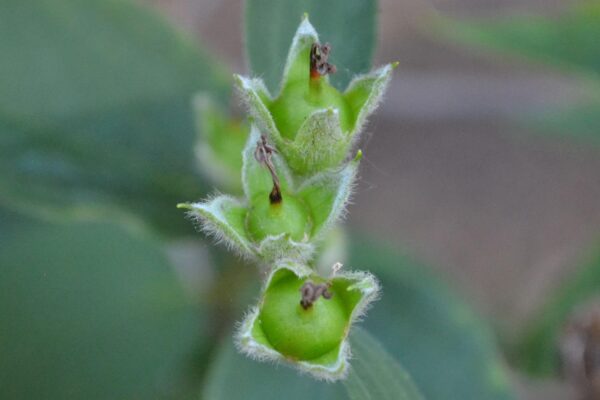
[
  {"x1": 150, "y1": 0, "x2": 600, "y2": 329},
  {"x1": 2, "y1": 0, "x2": 600, "y2": 399},
  {"x1": 148, "y1": 0, "x2": 600, "y2": 396}
]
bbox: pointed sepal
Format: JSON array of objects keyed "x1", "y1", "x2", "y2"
[
  {"x1": 344, "y1": 63, "x2": 397, "y2": 138},
  {"x1": 177, "y1": 196, "x2": 255, "y2": 259},
  {"x1": 286, "y1": 107, "x2": 350, "y2": 173},
  {"x1": 257, "y1": 235, "x2": 314, "y2": 264},
  {"x1": 234, "y1": 75, "x2": 285, "y2": 149},
  {"x1": 280, "y1": 15, "x2": 322, "y2": 90},
  {"x1": 242, "y1": 125, "x2": 293, "y2": 201},
  {"x1": 297, "y1": 155, "x2": 360, "y2": 238}
]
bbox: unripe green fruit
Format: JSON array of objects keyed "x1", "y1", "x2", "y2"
[
  {"x1": 246, "y1": 193, "x2": 310, "y2": 242},
  {"x1": 258, "y1": 274, "x2": 348, "y2": 360},
  {"x1": 270, "y1": 80, "x2": 352, "y2": 140}
]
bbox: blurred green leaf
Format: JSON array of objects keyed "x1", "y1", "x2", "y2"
[
  {"x1": 192, "y1": 95, "x2": 248, "y2": 194},
  {"x1": 524, "y1": 99, "x2": 600, "y2": 143},
  {"x1": 201, "y1": 327, "x2": 420, "y2": 400},
  {"x1": 442, "y1": 1, "x2": 600, "y2": 78},
  {"x1": 439, "y1": 1, "x2": 600, "y2": 142},
  {"x1": 245, "y1": 0, "x2": 377, "y2": 93},
  {"x1": 202, "y1": 237, "x2": 513, "y2": 400},
  {"x1": 0, "y1": 0, "x2": 229, "y2": 235},
  {"x1": 202, "y1": 336, "x2": 346, "y2": 400},
  {"x1": 344, "y1": 328, "x2": 423, "y2": 400},
  {"x1": 514, "y1": 245, "x2": 600, "y2": 377},
  {"x1": 0, "y1": 211, "x2": 206, "y2": 399},
  {"x1": 350, "y1": 238, "x2": 515, "y2": 400}
]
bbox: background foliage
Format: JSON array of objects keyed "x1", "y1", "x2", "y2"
[
  {"x1": 441, "y1": 0, "x2": 600, "y2": 144},
  {"x1": 10, "y1": 0, "x2": 600, "y2": 398},
  {"x1": 442, "y1": 1, "x2": 600, "y2": 384}
]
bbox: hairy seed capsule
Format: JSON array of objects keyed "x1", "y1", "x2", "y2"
[
  {"x1": 258, "y1": 273, "x2": 347, "y2": 360},
  {"x1": 245, "y1": 193, "x2": 310, "y2": 242}
]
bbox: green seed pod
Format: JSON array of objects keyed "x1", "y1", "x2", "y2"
[
  {"x1": 236, "y1": 261, "x2": 380, "y2": 381},
  {"x1": 178, "y1": 126, "x2": 359, "y2": 263},
  {"x1": 235, "y1": 16, "x2": 396, "y2": 175},
  {"x1": 258, "y1": 272, "x2": 346, "y2": 360},
  {"x1": 246, "y1": 192, "x2": 310, "y2": 242}
]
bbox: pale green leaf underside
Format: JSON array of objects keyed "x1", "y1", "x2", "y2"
[
  {"x1": 204, "y1": 328, "x2": 420, "y2": 400},
  {"x1": 203, "y1": 336, "x2": 347, "y2": 399},
  {"x1": 345, "y1": 328, "x2": 424, "y2": 400}
]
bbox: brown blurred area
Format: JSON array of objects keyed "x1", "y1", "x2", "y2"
[{"x1": 145, "y1": 1, "x2": 600, "y2": 398}]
